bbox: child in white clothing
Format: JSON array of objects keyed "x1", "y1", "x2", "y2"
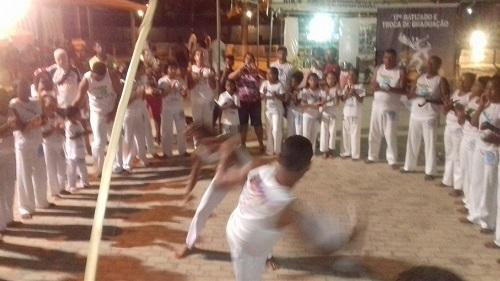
[
  {"x1": 299, "y1": 73, "x2": 323, "y2": 152},
  {"x1": 320, "y1": 71, "x2": 340, "y2": 158},
  {"x1": 65, "y1": 106, "x2": 89, "y2": 193},
  {"x1": 340, "y1": 70, "x2": 365, "y2": 160},
  {"x1": 216, "y1": 79, "x2": 240, "y2": 136},
  {"x1": 260, "y1": 67, "x2": 286, "y2": 155}
]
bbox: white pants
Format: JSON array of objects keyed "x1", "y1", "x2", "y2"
[
  {"x1": 161, "y1": 106, "x2": 187, "y2": 157},
  {"x1": 227, "y1": 229, "x2": 267, "y2": 281},
  {"x1": 15, "y1": 143, "x2": 49, "y2": 215},
  {"x1": 0, "y1": 148, "x2": 15, "y2": 230},
  {"x1": 287, "y1": 107, "x2": 302, "y2": 137},
  {"x1": 265, "y1": 109, "x2": 283, "y2": 155},
  {"x1": 342, "y1": 115, "x2": 362, "y2": 159},
  {"x1": 459, "y1": 134, "x2": 477, "y2": 209},
  {"x1": 123, "y1": 112, "x2": 148, "y2": 170},
  {"x1": 140, "y1": 102, "x2": 155, "y2": 154},
  {"x1": 368, "y1": 106, "x2": 398, "y2": 165},
  {"x1": 495, "y1": 165, "x2": 500, "y2": 246},
  {"x1": 89, "y1": 111, "x2": 123, "y2": 172},
  {"x1": 302, "y1": 114, "x2": 319, "y2": 152},
  {"x1": 468, "y1": 146, "x2": 497, "y2": 230},
  {"x1": 320, "y1": 111, "x2": 336, "y2": 152},
  {"x1": 192, "y1": 98, "x2": 214, "y2": 130},
  {"x1": 185, "y1": 180, "x2": 229, "y2": 249},
  {"x1": 403, "y1": 117, "x2": 437, "y2": 175},
  {"x1": 43, "y1": 139, "x2": 66, "y2": 196},
  {"x1": 442, "y1": 125, "x2": 463, "y2": 188},
  {"x1": 67, "y1": 158, "x2": 89, "y2": 188}
]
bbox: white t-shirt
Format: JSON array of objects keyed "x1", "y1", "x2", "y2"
[
  {"x1": 158, "y1": 75, "x2": 185, "y2": 108},
  {"x1": 9, "y1": 98, "x2": 43, "y2": 148},
  {"x1": 446, "y1": 90, "x2": 471, "y2": 128},
  {"x1": 226, "y1": 164, "x2": 295, "y2": 256},
  {"x1": 270, "y1": 61, "x2": 294, "y2": 91},
  {"x1": 373, "y1": 65, "x2": 403, "y2": 111},
  {"x1": 191, "y1": 65, "x2": 214, "y2": 101},
  {"x1": 341, "y1": 84, "x2": 366, "y2": 117},
  {"x1": 83, "y1": 71, "x2": 116, "y2": 114},
  {"x1": 65, "y1": 120, "x2": 86, "y2": 159},
  {"x1": 216, "y1": 91, "x2": 240, "y2": 126},
  {"x1": 463, "y1": 96, "x2": 480, "y2": 136},
  {"x1": 411, "y1": 74, "x2": 443, "y2": 120},
  {"x1": 260, "y1": 81, "x2": 285, "y2": 113},
  {"x1": 478, "y1": 103, "x2": 500, "y2": 151},
  {"x1": 299, "y1": 88, "x2": 323, "y2": 117},
  {"x1": 321, "y1": 86, "x2": 340, "y2": 115},
  {"x1": 52, "y1": 66, "x2": 80, "y2": 108}
]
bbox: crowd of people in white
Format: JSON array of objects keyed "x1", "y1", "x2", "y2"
[{"x1": 0, "y1": 41, "x2": 500, "y2": 256}]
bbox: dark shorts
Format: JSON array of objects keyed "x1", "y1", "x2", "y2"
[{"x1": 238, "y1": 101, "x2": 262, "y2": 127}]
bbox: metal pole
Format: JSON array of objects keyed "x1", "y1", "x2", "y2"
[
  {"x1": 216, "y1": 0, "x2": 221, "y2": 94},
  {"x1": 76, "y1": 6, "x2": 82, "y2": 38},
  {"x1": 83, "y1": 1, "x2": 157, "y2": 280},
  {"x1": 86, "y1": 7, "x2": 92, "y2": 41},
  {"x1": 268, "y1": 10, "x2": 274, "y2": 67},
  {"x1": 256, "y1": 2, "x2": 260, "y2": 68}
]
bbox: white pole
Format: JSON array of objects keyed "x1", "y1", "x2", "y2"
[
  {"x1": 256, "y1": 1, "x2": 260, "y2": 67},
  {"x1": 268, "y1": 10, "x2": 274, "y2": 67},
  {"x1": 216, "y1": 0, "x2": 221, "y2": 93},
  {"x1": 83, "y1": 1, "x2": 157, "y2": 280}
]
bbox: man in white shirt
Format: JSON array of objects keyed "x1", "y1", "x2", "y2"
[
  {"x1": 367, "y1": 49, "x2": 407, "y2": 169},
  {"x1": 50, "y1": 48, "x2": 80, "y2": 109}
]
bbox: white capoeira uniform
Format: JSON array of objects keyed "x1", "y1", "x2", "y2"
[
  {"x1": 403, "y1": 74, "x2": 443, "y2": 175},
  {"x1": 368, "y1": 65, "x2": 403, "y2": 165},
  {"x1": 65, "y1": 120, "x2": 89, "y2": 188},
  {"x1": 190, "y1": 65, "x2": 215, "y2": 130},
  {"x1": 0, "y1": 129, "x2": 15, "y2": 230},
  {"x1": 83, "y1": 71, "x2": 122, "y2": 172},
  {"x1": 226, "y1": 164, "x2": 294, "y2": 281},
  {"x1": 271, "y1": 61, "x2": 295, "y2": 136},
  {"x1": 442, "y1": 90, "x2": 470, "y2": 188},
  {"x1": 319, "y1": 87, "x2": 339, "y2": 153},
  {"x1": 217, "y1": 91, "x2": 240, "y2": 135},
  {"x1": 299, "y1": 88, "x2": 322, "y2": 152},
  {"x1": 260, "y1": 80, "x2": 285, "y2": 155},
  {"x1": 9, "y1": 98, "x2": 49, "y2": 215},
  {"x1": 495, "y1": 148, "x2": 500, "y2": 247},
  {"x1": 51, "y1": 66, "x2": 80, "y2": 109},
  {"x1": 460, "y1": 96, "x2": 480, "y2": 211},
  {"x1": 123, "y1": 95, "x2": 148, "y2": 171},
  {"x1": 158, "y1": 75, "x2": 187, "y2": 157},
  {"x1": 340, "y1": 84, "x2": 366, "y2": 159},
  {"x1": 467, "y1": 103, "x2": 500, "y2": 230},
  {"x1": 138, "y1": 98, "x2": 155, "y2": 155},
  {"x1": 41, "y1": 114, "x2": 66, "y2": 196}
]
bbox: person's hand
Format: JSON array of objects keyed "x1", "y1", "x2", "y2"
[
  {"x1": 483, "y1": 132, "x2": 500, "y2": 145},
  {"x1": 480, "y1": 121, "x2": 494, "y2": 131},
  {"x1": 479, "y1": 94, "x2": 489, "y2": 109}
]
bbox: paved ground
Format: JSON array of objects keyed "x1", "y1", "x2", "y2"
[{"x1": 0, "y1": 98, "x2": 499, "y2": 281}]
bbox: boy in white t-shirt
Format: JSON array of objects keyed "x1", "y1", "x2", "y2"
[
  {"x1": 65, "y1": 107, "x2": 89, "y2": 193},
  {"x1": 216, "y1": 79, "x2": 240, "y2": 135},
  {"x1": 260, "y1": 67, "x2": 286, "y2": 155},
  {"x1": 339, "y1": 70, "x2": 366, "y2": 160}
]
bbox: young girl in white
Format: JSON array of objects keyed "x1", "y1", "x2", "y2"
[
  {"x1": 339, "y1": 70, "x2": 365, "y2": 160},
  {"x1": 122, "y1": 81, "x2": 149, "y2": 173},
  {"x1": 41, "y1": 95, "x2": 66, "y2": 197},
  {"x1": 288, "y1": 71, "x2": 304, "y2": 136},
  {"x1": 9, "y1": 79, "x2": 50, "y2": 219},
  {"x1": 320, "y1": 71, "x2": 340, "y2": 158},
  {"x1": 159, "y1": 62, "x2": 188, "y2": 157},
  {"x1": 260, "y1": 67, "x2": 285, "y2": 155},
  {"x1": 441, "y1": 73, "x2": 475, "y2": 193},
  {"x1": 299, "y1": 73, "x2": 323, "y2": 152},
  {"x1": 65, "y1": 107, "x2": 89, "y2": 193},
  {"x1": 217, "y1": 79, "x2": 240, "y2": 136}
]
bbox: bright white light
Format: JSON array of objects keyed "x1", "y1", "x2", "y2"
[
  {"x1": 137, "y1": 10, "x2": 145, "y2": 17},
  {"x1": 246, "y1": 10, "x2": 253, "y2": 18},
  {"x1": 469, "y1": 30, "x2": 487, "y2": 62},
  {"x1": 466, "y1": 7, "x2": 473, "y2": 15},
  {"x1": 0, "y1": 0, "x2": 31, "y2": 39},
  {"x1": 307, "y1": 14, "x2": 335, "y2": 42}
]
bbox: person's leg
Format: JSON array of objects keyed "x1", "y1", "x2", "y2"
[
  {"x1": 161, "y1": 110, "x2": 175, "y2": 157},
  {"x1": 32, "y1": 144, "x2": 49, "y2": 209},
  {"x1": 273, "y1": 111, "x2": 283, "y2": 154},
  {"x1": 90, "y1": 112, "x2": 107, "y2": 173},
  {"x1": 55, "y1": 146, "x2": 67, "y2": 193},
  {"x1": 265, "y1": 110, "x2": 273, "y2": 155},
  {"x1": 3, "y1": 152, "x2": 15, "y2": 224},
  {"x1": 403, "y1": 118, "x2": 423, "y2": 172},
  {"x1": 384, "y1": 110, "x2": 399, "y2": 165},
  {"x1": 287, "y1": 108, "x2": 296, "y2": 137},
  {"x1": 329, "y1": 115, "x2": 336, "y2": 152},
  {"x1": 442, "y1": 125, "x2": 454, "y2": 186},
  {"x1": 367, "y1": 107, "x2": 382, "y2": 162},
  {"x1": 341, "y1": 117, "x2": 351, "y2": 157},
  {"x1": 67, "y1": 158, "x2": 77, "y2": 189},
  {"x1": 76, "y1": 158, "x2": 89, "y2": 187},
  {"x1": 452, "y1": 130, "x2": 464, "y2": 191},
  {"x1": 494, "y1": 175, "x2": 500, "y2": 246},
  {"x1": 467, "y1": 146, "x2": 485, "y2": 223},
  {"x1": 294, "y1": 110, "x2": 303, "y2": 136},
  {"x1": 154, "y1": 118, "x2": 161, "y2": 144},
  {"x1": 43, "y1": 142, "x2": 61, "y2": 197},
  {"x1": 133, "y1": 116, "x2": 148, "y2": 164},
  {"x1": 122, "y1": 114, "x2": 136, "y2": 170},
  {"x1": 185, "y1": 157, "x2": 201, "y2": 195},
  {"x1": 319, "y1": 113, "x2": 329, "y2": 153},
  {"x1": 15, "y1": 146, "x2": 36, "y2": 216},
  {"x1": 174, "y1": 109, "x2": 188, "y2": 155},
  {"x1": 351, "y1": 115, "x2": 362, "y2": 160},
  {"x1": 227, "y1": 232, "x2": 267, "y2": 281},
  {"x1": 422, "y1": 118, "x2": 437, "y2": 176},
  {"x1": 250, "y1": 102, "x2": 264, "y2": 151},
  {"x1": 477, "y1": 149, "x2": 498, "y2": 230}
]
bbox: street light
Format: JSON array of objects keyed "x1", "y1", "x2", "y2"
[
  {"x1": 246, "y1": 10, "x2": 253, "y2": 18},
  {"x1": 137, "y1": 10, "x2": 145, "y2": 17}
]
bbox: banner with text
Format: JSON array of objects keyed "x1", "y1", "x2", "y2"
[{"x1": 376, "y1": 6, "x2": 457, "y2": 78}]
